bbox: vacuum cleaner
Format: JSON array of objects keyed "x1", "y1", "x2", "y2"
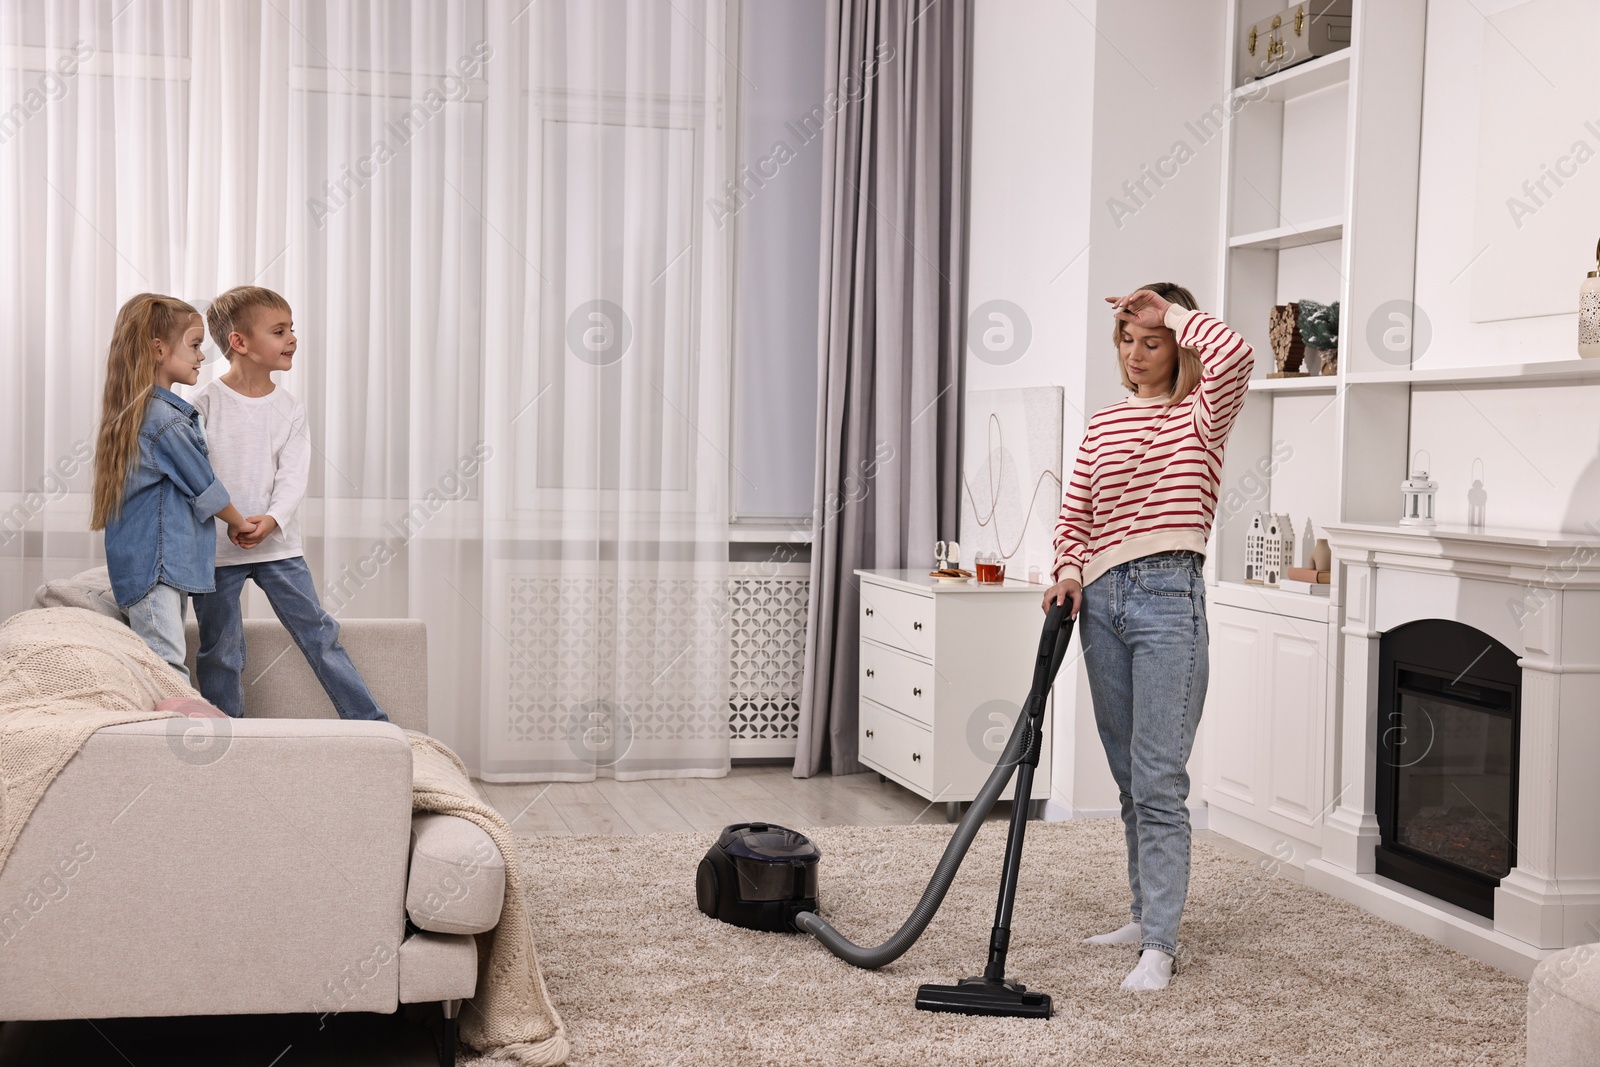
[{"x1": 696, "y1": 601, "x2": 1076, "y2": 1019}]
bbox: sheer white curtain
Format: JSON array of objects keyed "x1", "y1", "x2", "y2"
[{"x1": 0, "y1": 0, "x2": 733, "y2": 781}]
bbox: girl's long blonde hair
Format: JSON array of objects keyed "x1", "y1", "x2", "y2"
[
  {"x1": 1115, "y1": 281, "x2": 1204, "y2": 406},
  {"x1": 90, "y1": 294, "x2": 201, "y2": 529}
]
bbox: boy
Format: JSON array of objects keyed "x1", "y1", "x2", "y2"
[{"x1": 191, "y1": 286, "x2": 388, "y2": 721}]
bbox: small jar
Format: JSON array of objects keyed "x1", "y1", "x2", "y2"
[{"x1": 1582, "y1": 237, "x2": 1600, "y2": 359}]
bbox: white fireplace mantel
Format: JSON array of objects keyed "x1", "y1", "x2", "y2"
[{"x1": 1306, "y1": 521, "x2": 1600, "y2": 976}]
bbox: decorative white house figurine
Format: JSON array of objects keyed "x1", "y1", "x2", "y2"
[
  {"x1": 1244, "y1": 511, "x2": 1296, "y2": 585},
  {"x1": 1400, "y1": 452, "x2": 1437, "y2": 527},
  {"x1": 1263, "y1": 513, "x2": 1293, "y2": 584},
  {"x1": 1245, "y1": 512, "x2": 1267, "y2": 582}
]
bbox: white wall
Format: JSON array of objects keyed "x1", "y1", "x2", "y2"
[
  {"x1": 1079, "y1": 3, "x2": 1229, "y2": 420},
  {"x1": 1409, "y1": 382, "x2": 1600, "y2": 532},
  {"x1": 967, "y1": 0, "x2": 1228, "y2": 816},
  {"x1": 1074, "y1": 1, "x2": 1228, "y2": 815},
  {"x1": 967, "y1": 0, "x2": 1097, "y2": 815},
  {"x1": 1406, "y1": 0, "x2": 1600, "y2": 533},
  {"x1": 1412, "y1": 0, "x2": 1590, "y2": 368}
]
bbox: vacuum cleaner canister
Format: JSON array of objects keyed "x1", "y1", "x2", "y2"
[{"x1": 697, "y1": 822, "x2": 821, "y2": 933}]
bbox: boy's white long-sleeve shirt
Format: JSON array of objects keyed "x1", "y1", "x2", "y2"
[{"x1": 190, "y1": 378, "x2": 310, "y2": 566}]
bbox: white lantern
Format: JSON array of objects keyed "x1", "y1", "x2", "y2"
[{"x1": 1400, "y1": 454, "x2": 1436, "y2": 527}]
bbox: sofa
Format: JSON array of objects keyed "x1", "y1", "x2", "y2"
[{"x1": 0, "y1": 617, "x2": 502, "y2": 1067}]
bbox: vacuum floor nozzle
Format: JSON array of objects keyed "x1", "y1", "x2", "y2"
[{"x1": 914, "y1": 976, "x2": 1053, "y2": 1019}]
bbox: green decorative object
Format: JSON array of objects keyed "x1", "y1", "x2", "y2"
[{"x1": 1298, "y1": 300, "x2": 1340, "y2": 376}]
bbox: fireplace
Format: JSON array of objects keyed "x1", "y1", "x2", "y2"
[
  {"x1": 1312, "y1": 521, "x2": 1600, "y2": 966},
  {"x1": 1376, "y1": 619, "x2": 1520, "y2": 918}
]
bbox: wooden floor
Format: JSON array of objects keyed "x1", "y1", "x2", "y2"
[{"x1": 475, "y1": 763, "x2": 1014, "y2": 836}]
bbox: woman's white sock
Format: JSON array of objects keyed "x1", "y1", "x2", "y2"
[
  {"x1": 1081, "y1": 921, "x2": 1141, "y2": 946},
  {"x1": 1120, "y1": 948, "x2": 1174, "y2": 991}
]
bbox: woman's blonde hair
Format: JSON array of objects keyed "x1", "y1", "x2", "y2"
[
  {"x1": 90, "y1": 294, "x2": 201, "y2": 529},
  {"x1": 1114, "y1": 281, "x2": 1203, "y2": 406}
]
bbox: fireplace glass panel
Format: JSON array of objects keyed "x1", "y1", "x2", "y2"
[{"x1": 1391, "y1": 690, "x2": 1514, "y2": 881}]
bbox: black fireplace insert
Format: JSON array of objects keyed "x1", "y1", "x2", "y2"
[{"x1": 1376, "y1": 619, "x2": 1520, "y2": 918}]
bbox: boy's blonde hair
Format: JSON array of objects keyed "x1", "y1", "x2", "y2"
[{"x1": 206, "y1": 285, "x2": 292, "y2": 359}]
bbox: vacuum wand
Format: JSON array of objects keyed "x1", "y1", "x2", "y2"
[{"x1": 791, "y1": 602, "x2": 1075, "y2": 987}]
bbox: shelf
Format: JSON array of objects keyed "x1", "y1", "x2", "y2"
[
  {"x1": 1323, "y1": 520, "x2": 1600, "y2": 552},
  {"x1": 1229, "y1": 217, "x2": 1343, "y2": 250},
  {"x1": 1344, "y1": 359, "x2": 1600, "y2": 387},
  {"x1": 1247, "y1": 375, "x2": 1340, "y2": 393},
  {"x1": 1232, "y1": 49, "x2": 1352, "y2": 104},
  {"x1": 1211, "y1": 580, "x2": 1333, "y2": 624}
]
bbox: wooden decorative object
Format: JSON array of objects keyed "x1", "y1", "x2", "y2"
[
  {"x1": 1310, "y1": 538, "x2": 1331, "y2": 572},
  {"x1": 1267, "y1": 303, "x2": 1307, "y2": 377},
  {"x1": 1285, "y1": 566, "x2": 1331, "y2": 584}
]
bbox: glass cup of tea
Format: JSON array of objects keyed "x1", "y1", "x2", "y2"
[{"x1": 975, "y1": 553, "x2": 1005, "y2": 585}]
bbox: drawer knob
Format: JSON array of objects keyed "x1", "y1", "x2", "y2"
[
  {"x1": 864, "y1": 728, "x2": 874, "y2": 739},
  {"x1": 912, "y1": 621, "x2": 923, "y2": 631},
  {"x1": 912, "y1": 687, "x2": 922, "y2": 697},
  {"x1": 865, "y1": 668, "x2": 875, "y2": 678},
  {"x1": 912, "y1": 752, "x2": 922, "y2": 762},
  {"x1": 865, "y1": 607, "x2": 874, "y2": 616}
]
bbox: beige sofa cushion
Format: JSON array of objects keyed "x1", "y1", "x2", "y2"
[
  {"x1": 181, "y1": 618, "x2": 429, "y2": 733},
  {"x1": 1529, "y1": 943, "x2": 1600, "y2": 1067},
  {"x1": 399, "y1": 931, "x2": 479, "y2": 1004},
  {"x1": 406, "y1": 812, "x2": 505, "y2": 935}
]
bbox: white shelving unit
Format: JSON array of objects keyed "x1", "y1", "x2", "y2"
[
  {"x1": 1229, "y1": 217, "x2": 1343, "y2": 251},
  {"x1": 1230, "y1": 48, "x2": 1352, "y2": 104},
  {"x1": 1203, "y1": 0, "x2": 1429, "y2": 868},
  {"x1": 1345, "y1": 359, "x2": 1600, "y2": 386},
  {"x1": 1245, "y1": 375, "x2": 1340, "y2": 393}
]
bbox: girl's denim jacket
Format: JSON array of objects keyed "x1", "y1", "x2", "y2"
[{"x1": 105, "y1": 386, "x2": 231, "y2": 608}]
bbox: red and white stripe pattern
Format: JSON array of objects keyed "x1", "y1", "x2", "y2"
[{"x1": 1052, "y1": 308, "x2": 1254, "y2": 588}]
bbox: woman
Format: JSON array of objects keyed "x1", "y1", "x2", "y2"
[{"x1": 1044, "y1": 284, "x2": 1254, "y2": 991}]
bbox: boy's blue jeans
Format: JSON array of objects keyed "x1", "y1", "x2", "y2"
[
  {"x1": 1078, "y1": 550, "x2": 1210, "y2": 957},
  {"x1": 193, "y1": 556, "x2": 388, "y2": 721}
]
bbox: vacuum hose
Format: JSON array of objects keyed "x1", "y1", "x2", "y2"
[{"x1": 792, "y1": 602, "x2": 1076, "y2": 969}]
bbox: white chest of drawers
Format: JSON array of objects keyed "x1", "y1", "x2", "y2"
[{"x1": 854, "y1": 569, "x2": 1053, "y2": 820}]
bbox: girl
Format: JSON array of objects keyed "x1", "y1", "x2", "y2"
[
  {"x1": 91, "y1": 293, "x2": 256, "y2": 681},
  {"x1": 1044, "y1": 284, "x2": 1254, "y2": 991}
]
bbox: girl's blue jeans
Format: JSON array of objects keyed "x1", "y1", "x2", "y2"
[
  {"x1": 127, "y1": 582, "x2": 191, "y2": 683},
  {"x1": 1079, "y1": 550, "x2": 1210, "y2": 956}
]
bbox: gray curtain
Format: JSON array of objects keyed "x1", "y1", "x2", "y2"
[{"x1": 794, "y1": 0, "x2": 970, "y2": 778}]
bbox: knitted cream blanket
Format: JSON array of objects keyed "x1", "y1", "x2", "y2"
[
  {"x1": 0, "y1": 607, "x2": 569, "y2": 1066},
  {"x1": 408, "y1": 732, "x2": 570, "y2": 1066},
  {"x1": 0, "y1": 608, "x2": 194, "y2": 867}
]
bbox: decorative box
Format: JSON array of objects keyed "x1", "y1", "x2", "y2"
[{"x1": 1238, "y1": 1, "x2": 1353, "y2": 84}]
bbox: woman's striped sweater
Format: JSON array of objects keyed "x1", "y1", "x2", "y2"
[{"x1": 1051, "y1": 305, "x2": 1255, "y2": 589}]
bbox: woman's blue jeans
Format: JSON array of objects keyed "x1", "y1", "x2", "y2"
[{"x1": 1079, "y1": 550, "x2": 1209, "y2": 956}]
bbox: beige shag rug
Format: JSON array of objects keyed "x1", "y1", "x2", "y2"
[{"x1": 484, "y1": 820, "x2": 1527, "y2": 1066}]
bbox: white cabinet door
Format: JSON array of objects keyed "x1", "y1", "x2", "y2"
[
  {"x1": 1264, "y1": 614, "x2": 1328, "y2": 828},
  {"x1": 1205, "y1": 605, "x2": 1265, "y2": 807},
  {"x1": 1202, "y1": 600, "x2": 1329, "y2": 853}
]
